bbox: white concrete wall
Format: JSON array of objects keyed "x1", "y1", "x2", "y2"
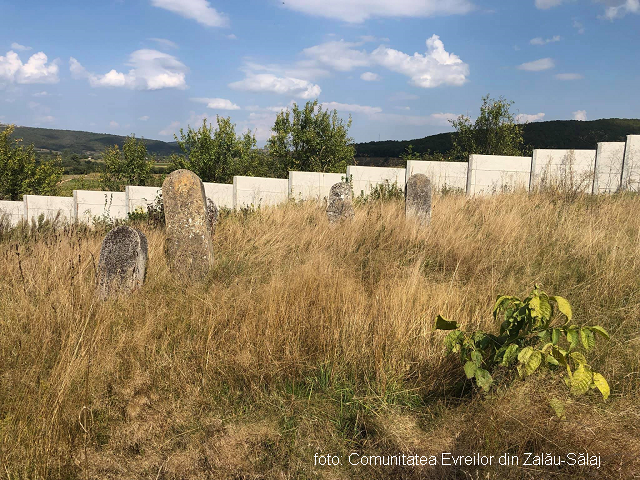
[
  {"x1": 467, "y1": 155, "x2": 532, "y2": 195},
  {"x1": 23, "y1": 195, "x2": 74, "y2": 224},
  {"x1": 593, "y1": 142, "x2": 626, "y2": 193},
  {"x1": 233, "y1": 176, "x2": 289, "y2": 209},
  {"x1": 0, "y1": 200, "x2": 25, "y2": 227},
  {"x1": 125, "y1": 186, "x2": 162, "y2": 213},
  {"x1": 405, "y1": 161, "x2": 468, "y2": 192},
  {"x1": 288, "y1": 171, "x2": 345, "y2": 201},
  {"x1": 346, "y1": 165, "x2": 406, "y2": 197},
  {"x1": 73, "y1": 190, "x2": 127, "y2": 223},
  {"x1": 531, "y1": 149, "x2": 596, "y2": 192},
  {"x1": 621, "y1": 135, "x2": 640, "y2": 192},
  {"x1": 203, "y1": 182, "x2": 234, "y2": 209}
]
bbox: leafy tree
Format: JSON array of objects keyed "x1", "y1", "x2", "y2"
[
  {"x1": 449, "y1": 94, "x2": 527, "y2": 160},
  {"x1": 0, "y1": 124, "x2": 63, "y2": 200},
  {"x1": 266, "y1": 99, "x2": 355, "y2": 177},
  {"x1": 100, "y1": 134, "x2": 153, "y2": 190},
  {"x1": 170, "y1": 116, "x2": 258, "y2": 183}
]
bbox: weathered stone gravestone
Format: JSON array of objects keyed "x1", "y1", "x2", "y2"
[
  {"x1": 206, "y1": 198, "x2": 219, "y2": 234},
  {"x1": 163, "y1": 169, "x2": 214, "y2": 280},
  {"x1": 98, "y1": 226, "x2": 148, "y2": 298},
  {"x1": 326, "y1": 182, "x2": 354, "y2": 223},
  {"x1": 405, "y1": 174, "x2": 432, "y2": 225}
]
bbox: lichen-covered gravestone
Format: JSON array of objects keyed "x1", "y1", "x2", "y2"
[
  {"x1": 206, "y1": 198, "x2": 219, "y2": 234},
  {"x1": 163, "y1": 169, "x2": 214, "y2": 280},
  {"x1": 98, "y1": 226, "x2": 148, "y2": 298},
  {"x1": 326, "y1": 182, "x2": 354, "y2": 224},
  {"x1": 405, "y1": 174, "x2": 432, "y2": 225}
]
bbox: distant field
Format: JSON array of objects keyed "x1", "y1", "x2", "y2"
[{"x1": 1, "y1": 192, "x2": 638, "y2": 479}]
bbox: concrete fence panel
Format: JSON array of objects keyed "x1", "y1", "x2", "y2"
[
  {"x1": 0, "y1": 200, "x2": 25, "y2": 227},
  {"x1": 23, "y1": 195, "x2": 74, "y2": 224},
  {"x1": 593, "y1": 142, "x2": 626, "y2": 193},
  {"x1": 346, "y1": 165, "x2": 406, "y2": 197},
  {"x1": 621, "y1": 135, "x2": 640, "y2": 192},
  {"x1": 288, "y1": 171, "x2": 345, "y2": 201},
  {"x1": 203, "y1": 182, "x2": 234, "y2": 209},
  {"x1": 467, "y1": 155, "x2": 532, "y2": 195},
  {"x1": 531, "y1": 149, "x2": 596, "y2": 192},
  {"x1": 233, "y1": 176, "x2": 289, "y2": 209},
  {"x1": 405, "y1": 161, "x2": 468, "y2": 193},
  {"x1": 73, "y1": 190, "x2": 127, "y2": 224},
  {"x1": 125, "y1": 186, "x2": 162, "y2": 213}
]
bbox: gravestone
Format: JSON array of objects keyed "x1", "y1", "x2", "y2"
[
  {"x1": 326, "y1": 182, "x2": 354, "y2": 223},
  {"x1": 163, "y1": 169, "x2": 214, "y2": 280},
  {"x1": 206, "y1": 198, "x2": 219, "y2": 234},
  {"x1": 97, "y1": 226, "x2": 148, "y2": 298},
  {"x1": 405, "y1": 174, "x2": 432, "y2": 225}
]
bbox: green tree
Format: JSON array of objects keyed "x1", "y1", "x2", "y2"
[
  {"x1": 449, "y1": 94, "x2": 527, "y2": 160},
  {"x1": 100, "y1": 134, "x2": 153, "y2": 190},
  {"x1": 0, "y1": 124, "x2": 63, "y2": 200},
  {"x1": 170, "y1": 116, "x2": 258, "y2": 183},
  {"x1": 266, "y1": 99, "x2": 355, "y2": 176}
]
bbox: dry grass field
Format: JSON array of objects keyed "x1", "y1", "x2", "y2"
[{"x1": 1, "y1": 191, "x2": 639, "y2": 479}]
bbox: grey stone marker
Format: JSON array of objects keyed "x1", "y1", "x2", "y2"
[
  {"x1": 163, "y1": 169, "x2": 214, "y2": 280},
  {"x1": 405, "y1": 174, "x2": 432, "y2": 225},
  {"x1": 98, "y1": 226, "x2": 148, "y2": 298},
  {"x1": 326, "y1": 182, "x2": 354, "y2": 223},
  {"x1": 206, "y1": 198, "x2": 219, "y2": 234}
]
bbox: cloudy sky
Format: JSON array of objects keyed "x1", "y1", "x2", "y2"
[{"x1": 1, "y1": 0, "x2": 638, "y2": 144}]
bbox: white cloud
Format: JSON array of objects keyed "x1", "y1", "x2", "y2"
[
  {"x1": 238, "y1": 112, "x2": 278, "y2": 142},
  {"x1": 360, "y1": 71, "x2": 380, "y2": 81},
  {"x1": 530, "y1": 35, "x2": 561, "y2": 45},
  {"x1": 573, "y1": 110, "x2": 587, "y2": 121},
  {"x1": 70, "y1": 49, "x2": 188, "y2": 90},
  {"x1": 555, "y1": 73, "x2": 583, "y2": 80},
  {"x1": 191, "y1": 97, "x2": 241, "y2": 110},
  {"x1": 35, "y1": 115, "x2": 55, "y2": 124},
  {"x1": 516, "y1": 112, "x2": 545, "y2": 123},
  {"x1": 150, "y1": 0, "x2": 229, "y2": 27},
  {"x1": 370, "y1": 35, "x2": 469, "y2": 87},
  {"x1": 139, "y1": 115, "x2": 150, "y2": 121},
  {"x1": 226, "y1": 34, "x2": 237, "y2": 40},
  {"x1": 573, "y1": 20, "x2": 585, "y2": 34},
  {"x1": 302, "y1": 40, "x2": 372, "y2": 71},
  {"x1": 32, "y1": 91, "x2": 48, "y2": 97},
  {"x1": 229, "y1": 73, "x2": 321, "y2": 99},
  {"x1": 601, "y1": 0, "x2": 639, "y2": 19},
  {"x1": 159, "y1": 120, "x2": 181, "y2": 136},
  {"x1": 517, "y1": 57, "x2": 555, "y2": 71},
  {"x1": 395, "y1": 106, "x2": 411, "y2": 111},
  {"x1": 535, "y1": 0, "x2": 567, "y2": 9},
  {"x1": 280, "y1": 0, "x2": 475, "y2": 23},
  {"x1": 389, "y1": 91, "x2": 419, "y2": 101},
  {"x1": 11, "y1": 43, "x2": 31, "y2": 52},
  {"x1": 149, "y1": 38, "x2": 178, "y2": 49},
  {"x1": 322, "y1": 101, "x2": 382, "y2": 115},
  {"x1": 0, "y1": 51, "x2": 59, "y2": 86},
  {"x1": 109, "y1": 121, "x2": 120, "y2": 128}
]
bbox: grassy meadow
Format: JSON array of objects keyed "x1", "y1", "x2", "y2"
[{"x1": 1, "y1": 191, "x2": 639, "y2": 479}]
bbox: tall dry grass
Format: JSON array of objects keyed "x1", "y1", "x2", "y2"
[{"x1": 1, "y1": 191, "x2": 639, "y2": 479}]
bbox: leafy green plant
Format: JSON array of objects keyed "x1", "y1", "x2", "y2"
[
  {"x1": 435, "y1": 286, "x2": 610, "y2": 400},
  {"x1": 355, "y1": 180, "x2": 404, "y2": 205}
]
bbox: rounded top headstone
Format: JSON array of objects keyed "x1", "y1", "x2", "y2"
[{"x1": 98, "y1": 226, "x2": 148, "y2": 298}]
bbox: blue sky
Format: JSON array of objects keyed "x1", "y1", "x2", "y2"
[{"x1": 1, "y1": 0, "x2": 638, "y2": 145}]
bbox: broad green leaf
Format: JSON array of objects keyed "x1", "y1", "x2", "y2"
[
  {"x1": 474, "y1": 368, "x2": 493, "y2": 391},
  {"x1": 580, "y1": 328, "x2": 595, "y2": 351},
  {"x1": 590, "y1": 326, "x2": 610, "y2": 341},
  {"x1": 541, "y1": 342, "x2": 554, "y2": 354},
  {"x1": 493, "y1": 295, "x2": 515, "y2": 316},
  {"x1": 502, "y1": 344, "x2": 519, "y2": 366},
  {"x1": 530, "y1": 295, "x2": 552, "y2": 322},
  {"x1": 435, "y1": 315, "x2": 459, "y2": 331},
  {"x1": 593, "y1": 372, "x2": 610, "y2": 400},
  {"x1": 549, "y1": 398, "x2": 566, "y2": 419},
  {"x1": 546, "y1": 354, "x2": 560, "y2": 366},
  {"x1": 552, "y1": 328, "x2": 560, "y2": 345},
  {"x1": 569, "y1": 351, "x2": 587, "y2": 365},
  {"x1": 518, "y1": 346, "x2": 533, "y2": 364},
  {"x1": 464, "y1": 361, "x2": 477, "y2": 379},
  {"x1": 552, "y1": 296, "x2": 572, "y2": 322},
  {"x1": 570, "y1": 364, "x2": 592, "y2": 396},
  {"x1": 470, "y1": 350, "x2": 483, "y2": 367},
  {"x1": 566, "y1": 328, "x2": 579, "y2": 350},
  {"x1": 444, "y1": 331, "x2": 464, "y2": 353},
  {"x1": 551, "y1": 347, "x2": 567, "y2": 366},
  {"x1": 525, "y1": 350, "x2": 542, "y2": 376}
]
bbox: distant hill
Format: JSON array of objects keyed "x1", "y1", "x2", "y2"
[
  {"x1": 0, "y1": 125, "x2": 181, "y2": 157},
  {"x1": 354, "y1": 118, "x2": 640, "y2": 164}
]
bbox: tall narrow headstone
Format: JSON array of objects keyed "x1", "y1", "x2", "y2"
[
  {"x1": 405, "y1": 174, "x2": 432, "y2": 225},
  {"x1": 98, "y1": 226, "x2": 148, "y2": 298},
  {"x1": 326, "y1": 182, "x2": 354, "y2": 223},
  {"x1": 163, "y1": 169, "x2": 214, "y2": 280}
]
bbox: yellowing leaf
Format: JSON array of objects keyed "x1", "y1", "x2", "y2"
[
  {"x1": 525, "y1": 350, "x2": 542, "y2": 376},
  {"x1": 570, "y1": 364, "x2": 592, "y2": 396},
  {"x1": 552, "y1": 296, "x2": 572, "y2": 322},
  {"x1": 464, "y1": 361, "x2": 477, "y2": 379},
  {"x1": 590, "y1": 326, "x2": 610, "y2": 341},
  {"x1": 593, "y1": 372, "x2": 610, "y2": 400}
]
